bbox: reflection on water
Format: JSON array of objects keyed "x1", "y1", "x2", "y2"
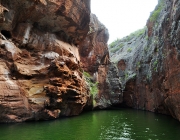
[
  {"x1": 99, "y1": 115, "x2": 133, "y2": 140},
  {"x1": 0, "y1": 109, "x2": 180, "y2": 140}
]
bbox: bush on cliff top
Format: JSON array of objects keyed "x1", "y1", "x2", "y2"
[
  {"x1": 109, "y1": 27, "x2": 146, "y2": 53},
  {"x1": 126, "y1": 27, "x2": 146, "y2": 40},
  {"x1": 149, "y1": 0, "x2": 164, "y2": 22},
  {"x1": 110, "y1": 43, "x2": 124, "y2": 53}
]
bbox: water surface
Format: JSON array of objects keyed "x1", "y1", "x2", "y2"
[{"x1": 0, "y1": 109, "x2": 180, "y2": 140}]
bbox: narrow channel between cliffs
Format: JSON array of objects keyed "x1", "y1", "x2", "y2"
[{"x1": 0, "y1": 0, "x2": 180, "y2": 123}]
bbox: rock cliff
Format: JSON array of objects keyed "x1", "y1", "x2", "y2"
[
  {"x1": 0, "y1": 0, "x2": 122, "y2": 123},
  {"x1": 79, "y1": 14, "x2": 122, "y2": 109},
  {"x1": 0, "y1": 0, "x2": 92, "y2": 122},
  {"x1": 109, "y1": 0, "x2": 180, "y2": 121},
  {"x1": 1, "y1": 0, "x2": 179, "y2": 123}
]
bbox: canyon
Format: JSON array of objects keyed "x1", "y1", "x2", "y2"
[{"x1": 0, "y1": 0, "x2": 180, "y2": 123}]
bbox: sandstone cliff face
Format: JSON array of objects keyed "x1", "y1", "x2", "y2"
[
  {"x1": 79, "y1": 14, "x2": 122, "y2": 109},
  {"x1": 3, "y1": 0, "x2": 179, "y2": 123},
  {"x1": 0, "y1": 0, "x2": 91, "y2": 122},
  {"x1": 109, "y1": 0, "x2": 180, "y2": 121}
]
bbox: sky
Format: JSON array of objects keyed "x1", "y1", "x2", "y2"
[{"x1": 91, "y1": 0, "x2": 158, "y2": 44}]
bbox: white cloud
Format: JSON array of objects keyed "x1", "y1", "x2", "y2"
[{"x1": 91, "y1": 0, "x2": 158, "y2": 43}]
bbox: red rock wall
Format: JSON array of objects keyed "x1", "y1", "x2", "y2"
[
  {"x1": 79, "y1": 14, "x2": 122, "y2": 109},
  {"x1": 0, "y1": 0, "x2": 91, "y2": 122}
]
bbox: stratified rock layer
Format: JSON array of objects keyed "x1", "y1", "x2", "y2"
[{"x1": 0, "y1": 0, "x2": 91, "y2": 122}]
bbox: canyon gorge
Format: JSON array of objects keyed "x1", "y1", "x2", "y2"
[{"x1": 0, "y1": 0, "x2": 180, "y2": 123}]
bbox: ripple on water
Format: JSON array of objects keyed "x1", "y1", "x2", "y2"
[{"x1": 0, "y1": 109, "x2": 180, "y2": 140}]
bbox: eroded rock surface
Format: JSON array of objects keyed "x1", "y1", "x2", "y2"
[
  {"x1": 3, "y1": 0, "x2": 180, "y2": 123},
  {"x1": 0, "y1": 0, "x2": 91, "y2": 122}
]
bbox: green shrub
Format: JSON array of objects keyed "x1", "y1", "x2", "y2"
[
  {"x1": 118, "y1": 43, "x2": 124, "y2": 48},
  {"x1": 153, "y1": 60, "x2": 158, "y2": 66},
  {"x1": 109, "y1": 26, "x2": 146, "y2": 52},
  {"x1": 83, "y1": 71, "x2": 91, "y2": 78},
  {"x1": 127, "y1": 48, "x2": 132, "y2": 53},
  {"x1": 144, "y1": 46, "x2": 148, "y2": 53},
  {"x1": 83, "y1": 71, "x2": 98, "y2": 96},
  {"x1": 153, "y1": 60, "x2": 158, "y2": 72},
  {"x1": 90, "y1": 82, "x2": 98, "y2": 96},
  {"x1": 125, "y1": 72, "x2": 129, "y2": 80},
  {"x1": 149, "y1": 0, "x2": 164, "y2": 22},
  {"x1": 110, "y1": 47, "x2": 119, "y2": 53},
  {"x1": 136, "y1": 61, "x2": 141, "y2": 69},
  {"x1": 146, "y1": 73, "x2": 151, "y2": 81},
  {"x1": 109, "y1": 39, "x2": 119, "y2": 48},
  {"x1": 109, "y1": 27, "x2": 147, "y2": 56},
  {"x1": 110, "y1": 43, "x2": 124, "y2": 53},
  {"x1": 127, "y1": 27, "x2": 146, "y2": 40}
]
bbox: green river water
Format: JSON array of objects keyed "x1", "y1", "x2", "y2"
[{"x1": 0, "y1": 109, "x2": 180, "y2": 140}]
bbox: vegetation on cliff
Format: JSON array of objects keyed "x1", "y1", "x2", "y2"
[
  {"x1": 149, "y1": 0, "x2": 165, "y2": 22},
  {"x1": 83, "y1": 71, "x2": 98, "y2": 106},
  {"x1": 108, "y1": 0, "x2": 180, "y2": 121},
  {"x1": 83, "y1": 72, "x2": 98, "y2": 95},
  {"x1": 109, "y1": 27, "x2": 146, "y2": 54}
]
